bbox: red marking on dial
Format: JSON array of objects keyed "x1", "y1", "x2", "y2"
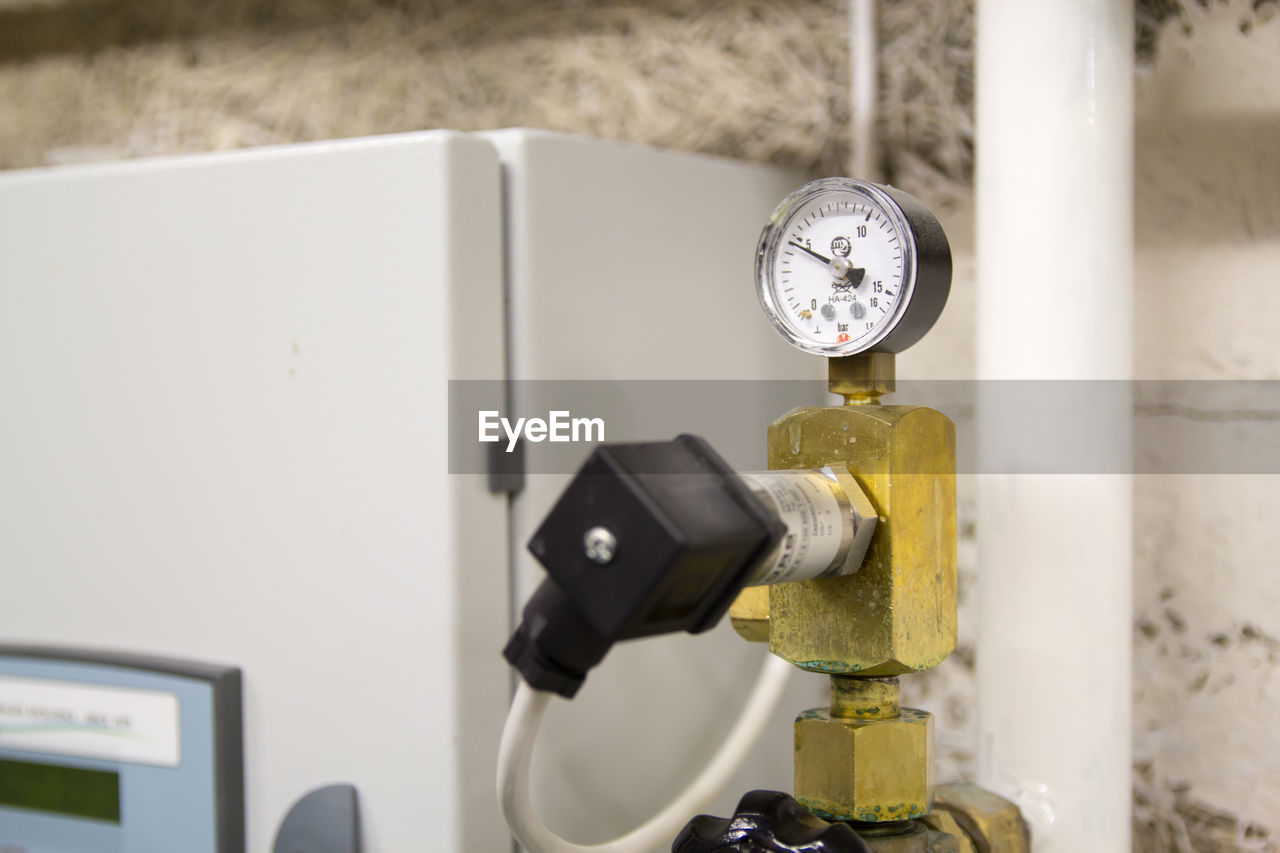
[{"x1": 837, "y1": 333, "x2": 851, "y2": 343}]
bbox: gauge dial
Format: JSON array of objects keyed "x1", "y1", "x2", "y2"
[{"x1": 756, "y1": 178, "x2": 951, "y2": 357}]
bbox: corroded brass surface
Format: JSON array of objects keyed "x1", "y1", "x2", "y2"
[
  {"x1": 933, "y1": 783, "x2": 1030, "y2": 853},
  {"x1": 767, "y1": 404, "x2": 957, "y2": 675},
  {"x1": 729, "y1": 585, "x2": 770, "y2": 642},
  {"x1": 793, "y1": 706, "x2": 934, "y2": 823},
  {"x1": 829, "y1": 351, "x2": 896, "y2": 403},
  {"x1": 920, "y1": 810, "x2": 976, "y2": 853},
  {"x1": 830, "y1": 675, "x2": 900, "y2": 720}
]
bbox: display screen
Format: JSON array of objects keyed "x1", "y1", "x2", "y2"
[{"x1": 0, "y1": 757, "x2": 121, "y2": 823}]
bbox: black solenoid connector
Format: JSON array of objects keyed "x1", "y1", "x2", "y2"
[{"x1": 503, "y1": 434, "x2": 784, "y2": 698}]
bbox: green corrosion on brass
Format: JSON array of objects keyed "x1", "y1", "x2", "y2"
[
  {"x1": 798, "y1": 660, "x2": 856, "y2": 673},
  {"x1": 802, "y1": 801, "x2": 929, "y2": 823}
]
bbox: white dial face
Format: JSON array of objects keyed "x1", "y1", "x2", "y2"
[{"x1": 757, "y1": 180, "x2": 916, "y2": 356}]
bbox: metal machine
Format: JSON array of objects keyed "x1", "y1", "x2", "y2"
[
  {"x1": 2, "y1": 137, "x2": 1029, "y2": 852},
  {"x1": 500, "y1": 178, "x2": 1030, "y2": 852}
]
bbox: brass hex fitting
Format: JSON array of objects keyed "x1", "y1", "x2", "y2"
[
  {"x1": 829, "y1": 351, "x2": 896, "y2": 404},
  {"x1": 920, "y1": 809, "x2": 977, "y2": 853},
  {"x1": 932, "y1": 783, "x2": 1030, "y2": 853},
  {"x1": 729, "y1": 585, "x2": 770, "y2": 642},
  {"x1": 766, "y1": 404, "x2": 957, "y2": 675},
  {"x1": 793, "y1": 705, "x2": 934, "y2": 823}
]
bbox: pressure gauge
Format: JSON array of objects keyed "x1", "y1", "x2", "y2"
[{"x1": 756, "y1": 178, "x2": 951, "y2": 357}]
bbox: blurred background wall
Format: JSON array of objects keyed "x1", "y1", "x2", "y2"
[
  {"x1": 2, "y1": 0, "x2": 1278, "y2": 850},
  {"x1": 0, "y1": 0, "x2": 979, "y2": 212}
]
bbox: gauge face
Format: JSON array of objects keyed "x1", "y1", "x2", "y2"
[{"x1": 756, "y1": 178, "x2": 950, "y2": 357}]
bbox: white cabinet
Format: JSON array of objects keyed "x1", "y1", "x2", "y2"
[{"x1": 0, "y1": 130, "x2": 821, "y2": 852}]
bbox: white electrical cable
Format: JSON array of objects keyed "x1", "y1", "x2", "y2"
[{"x1": 498, "y1": 652, "x2": 794, "y2": 853}]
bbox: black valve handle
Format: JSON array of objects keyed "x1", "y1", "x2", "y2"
[{"x1": 673, "y1": 790, "x2": 872, "y2": 853}]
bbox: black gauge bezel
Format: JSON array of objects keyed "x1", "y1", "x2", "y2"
[{"x1": 755, "y1": 178, "x2": 952, "y2": 356}]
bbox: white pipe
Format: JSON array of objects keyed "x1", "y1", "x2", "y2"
[
  {"x1": 975, "y1": 2, "x2": 1133, "y2": 852},
  {"x1": 849, "y1": 0, "x2": 877, "y2": 179}
]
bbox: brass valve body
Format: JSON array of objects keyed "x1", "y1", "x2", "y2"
[
  {"x1": 727, "y1": 354, "x2": 963, "y2": 827},
  {"x1": 762, "y1": 403, "x2": 957, "y2": 675}
]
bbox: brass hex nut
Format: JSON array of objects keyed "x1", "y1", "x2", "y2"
[
  {"x1": 794, "y1": 707, "x2": 934, "y2": 823},
  {"x1": 933, "y1": 783, "x2": 1029, "y2": 853},
  {"x1": 767, "y1": 404, "x2": 957, "y2": 675},
  {"x1": 920, "y1": 809, "x2": 977, "y2": 853}
]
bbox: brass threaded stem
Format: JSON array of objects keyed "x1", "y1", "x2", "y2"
[
  {"x1": 829, "y1": 675, "x2": 901, "y2": 720},
  {"x1": 828, "y1": 352, "x2": 895, "y2": 406}
]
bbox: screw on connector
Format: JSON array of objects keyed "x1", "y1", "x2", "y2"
[{"x1": 583, "y1": 526, "x2": 617, "y2": 564}]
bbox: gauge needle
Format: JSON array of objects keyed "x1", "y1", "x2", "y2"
[
  {"x1": 788, "y1": 241, "x2": 867, "y2": 286},
  {"x1": 787, "y1": 240, "x2": 833, "y2": 264}
]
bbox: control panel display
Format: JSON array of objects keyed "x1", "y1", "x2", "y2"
[
  {"x1": 0, "y1": 758, "x2": 121, "y2": 824},
  {"x1": 0, "y1": 646, "x2": 243, "y2": 853}
]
